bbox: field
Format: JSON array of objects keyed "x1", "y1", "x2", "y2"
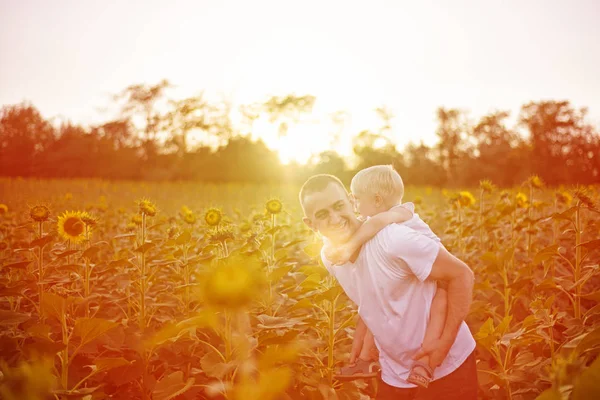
[{"x1": 0, "y1": 178, "x2": 599, "y2": 400}]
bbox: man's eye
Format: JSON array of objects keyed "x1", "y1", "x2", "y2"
[
  {"x1": 316, "y1": 212, "x2": 328, "y2": 220},
  {"x1": 334, "y1": 203, "x2": 344, "y2": 210}
]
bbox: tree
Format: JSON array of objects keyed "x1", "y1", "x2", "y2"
[
  {"x1": 262, "y1": 94, "x2": 315, "y2": 137},
  {"x1": 435, "y1": 107, "x2": 468, "y2": 185},
  {"x1": 114, "y1": 79, "x2": 171, "y2": 160},
  {"x1": 467, "y1": 111, "x2": 529, "y2": 186},
  {"x1": 0, "y1": 103, "x2": 55, "y2": 177},
  {"x1": 352, "y1": 130, "x2": 403, "y2": 172},
  {"x1": 519, "y1": 101, "x2": 600, "y2": 184},
  {"x1": 164, "y1": 94, "x2": 232, "y2": 156}
]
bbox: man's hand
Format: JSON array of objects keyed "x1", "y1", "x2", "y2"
[
  {"x1": 349, "y1": 316, "x2": 368, "y2": 363},
  {"x1": 412, "y1": 336, "x2": 454, "y2": 367}
]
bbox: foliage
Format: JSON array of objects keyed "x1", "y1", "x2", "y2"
[{"x1": 0, "y1": 178, "x2": 599, "y2": 399}]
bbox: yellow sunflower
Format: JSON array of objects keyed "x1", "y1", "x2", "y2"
[
  {"x1": 80, "y1": 211, "x2": 98, "y2": 230},
  {"x1": 457, "y1": 191, "x2": 476, "y2": 207},
  {"x1": 183, "y1": 211, "x2": 197, "y2": 225},
  {"x1": 131, "y1": 214, "x2": 143, "y2": 226},
  {"x1": 137, "y1": 198, "x2": 157, "y2": 217},
  {"x1": 556, "y1": 191, "x2": 573, "y2": 206},
  {"x1": 516, "y1": 192, "x2": 528, "y2": 208},
  {"x1": 202, "y1": 255, "x2": 266, "y2": 309},
  {"x1": 30, "y1": 205, "x2": 50, "y2": 222},
  {"x1": 57, "y1": 211, "x2": 86, "y2": 243},
  {"x1": 529, "y1": 175, "x2": 544, "y2": 189},
  {"x1": 479, "y1": 180, "x2": 495, "y2": 194},
  {"x1": 204, "y1": 208, "x2": 222, "y2": 227},
  {"x1": 265, "y1": 198, "x2": 283, "y2": 215}
]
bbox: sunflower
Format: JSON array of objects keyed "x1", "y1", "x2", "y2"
[
  {"x1": 204, "y1": 208, "x2": 222, "y2": 227},
  {"x1": 479, "y1": 180, "x2": 495, "y2": 194},
  {"x1": 137, "y1": 198, "x2": 157, "y2": 217},
  {"x1": 183, "y1": 211, "x2": 197, "y2": 225},
  {"x1": 457, "y1": 191, "x2": 476, "y2": 207},
  {"x1": 202, "y1": 254, "x2": 266, "y2": 309},
  {"x1": 556, "y1": 191, "x2": 573, "y2": 206},
  {"x1": 131, "y1": 214, "x2": 143, "y2": 226},
  {"x1": 80, "y1": 212, "x2": 98, "y2": 230},
  {"x1": 515, "y1": 192, "x2": 528, "y2": 208},
  {"x1": 30, "y1": 205, "x2": 50, "y2": 222},
  {"x1": 208, "y1": 226, "x2": 234, "y2": 243},
  {"x1": 0, "y1": 204, "x2": 8, "y2": 215},
  {"x1": 57, "y1": 211, "x2": 86, "y2": 243},
  {"x1": 529, "y1": 175, "x2": 544, "y2": 189},
  {"x1": 265, "y1": 198, "x2": 283, "y2": 215}
]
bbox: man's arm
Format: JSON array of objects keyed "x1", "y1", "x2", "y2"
[{"x1": 414, "y1": 247, "x2": 474, "y2": 366}]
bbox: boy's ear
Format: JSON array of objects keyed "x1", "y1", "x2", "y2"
[{"x1": 374, "y1": 193, "x2": 383, "y2": 207}]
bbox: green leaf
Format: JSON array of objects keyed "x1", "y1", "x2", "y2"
[
  {"x1": 533, "y1": 244, "x2": 559, "y2": 265},
  {"x1": 200, "y1": 352, "x2": 236, "y2": 379},
  {"x1": 41, "y1": 292, "x2": 66, "y2": 322},
  {"x1": 256, "y1": 314, "x2": 306, "y2": 329},
  {"x1": 92, "y1": 357, "x2": 131, "y2": 374},
  {"x1": 552, "y1": 206, "x2": 576, "y2": 221},
  {"x1": 54, "y1": 250, "x2": 79, "y2": 260},
  {"x1": 268, "y1": 265, "x2": 293, "y2": 282},
  {"x1": 575, "y1": 327, "x2": 600, "y2": 355},
  {"x1": 303, "y1": 242, "x2": 323, "y2": 258},
  {"x1": 2, "y1": 260, "x2": 33, "y2": 270},
  {"x1": 0, "y1": 310, "x2": 31, "y2": 326},
  {"x1": 300, "y1": 273, "x2": 322, "y2": 290},
  {"x1": 73, "y1": 318, "x2": 118, "y2": 347},
  {"x1": 581, "y1": 290, "x2": 600, "y2": 302},
  {"x1": 577, "y1": 239, "x2": 600, "y2": 251},
  {"x1": 153, "y1": 371, "x2": 195, "y2": 400},
  {"x1": 30, "y1": 234, "x2": 54, "y2": 248},
  {"x1": 176, "y1": 230, "x2": 191, "y2": 245},
  {"x1": 572, "y1": 356, "x2": 600, "y2": 400},
  {"x1": 81, "y1": 246, "x2": 100, "y2": 260},
  {"x1": 535, "y1": 388, "x2": 562, "y2": 400},
  {"x1": 134, "y1": 242, "x2": 155, "y2": 253}
]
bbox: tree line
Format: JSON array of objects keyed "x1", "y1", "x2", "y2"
[{"x1": 1, "y1": 80, "x2": 599, "y2": 186}]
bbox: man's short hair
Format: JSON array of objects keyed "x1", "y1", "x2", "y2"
[
  {"x1": 299, "y1": 174, "x2": 347, "y2": 214},
  {"x1": 350, "y1": 165, "x2": 404, "y2": 203}
]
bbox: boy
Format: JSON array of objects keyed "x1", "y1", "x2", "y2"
[{"x1": 323, "y1": 165, "x2": 447, "y2": 388}]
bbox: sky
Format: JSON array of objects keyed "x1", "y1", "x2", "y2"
[{"x1": 1, "y1": 0, "x2": 600, "y2": 163}]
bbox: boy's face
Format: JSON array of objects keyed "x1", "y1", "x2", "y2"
[
  {"x1": 351, "y1": 191, "x2": 381, "y2": 218},
  {"x1": 302, "y1": 183, "x2": 361, "y2": 245}
]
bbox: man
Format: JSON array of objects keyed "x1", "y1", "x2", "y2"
[{"x1": 299, "y1": 174, "x2": 478, "y2": 399}]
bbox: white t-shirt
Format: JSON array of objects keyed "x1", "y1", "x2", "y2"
[
  {"x1": 393, "y1": 202, "x2": 441, "y2": 244},
  {"x1": 321, "y1": 220, "x2": 476, "y2": 388}
]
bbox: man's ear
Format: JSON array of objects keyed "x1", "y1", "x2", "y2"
[{"x1": 303, "y1": 216, "x2": 316, "y2": 232}]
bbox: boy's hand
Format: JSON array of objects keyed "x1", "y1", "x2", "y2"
[{"x1": 326, "y1": 244, "x2": 353, "y2": 265}]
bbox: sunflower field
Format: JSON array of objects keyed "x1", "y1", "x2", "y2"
[{"x1": 0, "y1": 177, "x2": 599, "y2": 400}]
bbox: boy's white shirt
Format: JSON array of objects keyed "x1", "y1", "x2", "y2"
[{"x1": 321, "y1": 202, "x2": 476, "y2": 388}]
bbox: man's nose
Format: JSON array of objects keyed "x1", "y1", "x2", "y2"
[{"x1": 329, "y1": 212, "x2": 342, "y2": 225}]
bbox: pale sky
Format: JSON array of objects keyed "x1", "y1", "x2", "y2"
[{"x1": 1, "y1": 0, "x2": 599, "y2": 163}]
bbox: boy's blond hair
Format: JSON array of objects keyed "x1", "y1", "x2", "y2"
[{"x1": 350, "y1": 165, "x2": 404, "y2": 203}]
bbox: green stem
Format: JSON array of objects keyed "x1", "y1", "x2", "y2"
[
  {"x1": 574, "y1": 202, "x2": 582, "y2": 319},
  {"x1": 140, "y1": 213, "x2": 147, "y2": 330},
  {"x1": 38, "y1": 221, "x2": 44, "y2": 317}
]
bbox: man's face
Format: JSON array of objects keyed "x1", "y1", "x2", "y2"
[{"x1": 302, "y1": 183, "x2": 360, "y2": 245}]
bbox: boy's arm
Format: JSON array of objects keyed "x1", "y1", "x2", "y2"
[{"x1": 331, "y1": 208, "x2": 412, "y2": 263}]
